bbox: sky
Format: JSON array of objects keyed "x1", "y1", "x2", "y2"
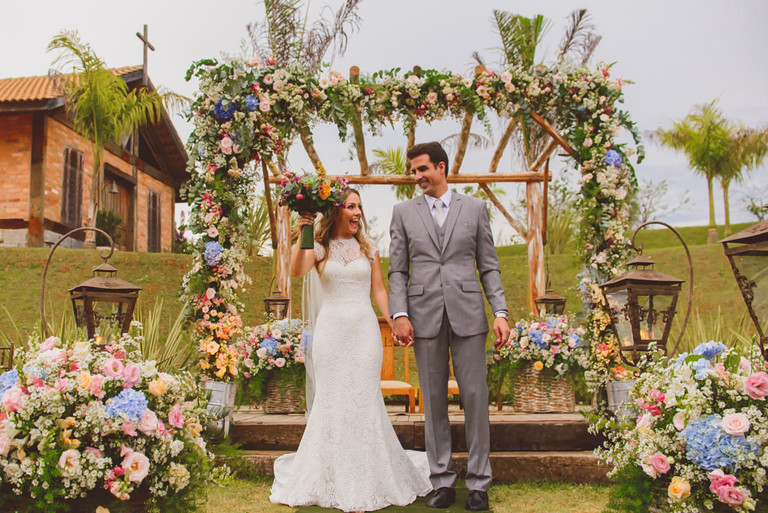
[{"x1": 3, "y1": 0, "x2": 767, "y2": 248}]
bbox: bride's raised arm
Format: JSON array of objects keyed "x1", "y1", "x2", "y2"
[
  {"x1": 290, "y1": 213, "x2": 317, "y2": 277},
  {"x1": 370, "y1": 252, "x2": 392, "y2": 327}
]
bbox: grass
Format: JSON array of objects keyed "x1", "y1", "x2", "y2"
[{"x1": 203, "y1": 478, "x2": 610, "y2": 512}]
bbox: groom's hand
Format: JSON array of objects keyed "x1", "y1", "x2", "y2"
[
  {"x1": 392, "y1": 317, "x2": 414, "y2": 347},
  {"x1": 493, "y1": 317, "x2": 511, "y2": 350}
]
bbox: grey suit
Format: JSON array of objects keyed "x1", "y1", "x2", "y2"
[{"x1": 389, "y1": 192, "x2": 507, "y2": 492}]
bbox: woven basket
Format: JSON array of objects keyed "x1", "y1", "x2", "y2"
[
  {"x1": 512, "y1": 362, "x2": 575, "y2": 413},
  {"x1": 263, "y1": 372, "x2": 306, "y2": 414}
]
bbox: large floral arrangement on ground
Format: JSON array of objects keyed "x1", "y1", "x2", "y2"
[
  {"x1": 0, "y1": 334, "x2": 218, "y2": 512},
  {"x1": 237, "y1": 318, "x2": 305, "y2": 403},
  {"x1": 490, "y1": 316, "x2": 590, "y2": 377},
  {"x1": 595, "y1": 341, "x2": 768, "y2": 512}
]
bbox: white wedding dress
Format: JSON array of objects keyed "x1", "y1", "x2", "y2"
[{"x1": 270, "y1": 238, "x2": 431, "y2": 512}]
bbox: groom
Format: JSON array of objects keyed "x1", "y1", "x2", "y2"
[{"x1": 389, "y1": 141, "x2": 510, "y2": 511}]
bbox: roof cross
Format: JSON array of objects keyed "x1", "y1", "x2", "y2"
[{"x1": 135, "y1": 24, "x2": 155, "y2": 86}]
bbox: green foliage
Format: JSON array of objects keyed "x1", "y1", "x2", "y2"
[
  {"x1": 95, "y1": 209, "x2": 122, "y2": 246},
  {"x1": 131, "y1": 297, "x2": 195, "y2": 373},
  {"x1": 604, "y1": 464, "x2": 653, "y2": 513}
]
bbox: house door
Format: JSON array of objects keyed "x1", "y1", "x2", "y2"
[{"x1": 103, "y1": 168, "x2": 135, "y2": 251}]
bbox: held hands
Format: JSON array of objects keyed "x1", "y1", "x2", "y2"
[
  {"x1": 392, "y1": 316, "x2": 414, "y2": 347},
  {"x1": 493, "y1": 317, "x2": 511, "y2": 350}
]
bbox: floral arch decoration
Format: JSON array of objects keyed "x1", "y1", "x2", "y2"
[{"x1": 181, "y1": 57, "x2": 643, "y2": 389}]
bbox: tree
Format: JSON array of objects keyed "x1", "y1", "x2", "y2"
[
  {"x1": 630, "y1": 178, "x2": 691, "y2": 228},
  {"x1": 48, "y1": 30, "x2": 185, "y2": 247},
  {"x1": 370, "y1": 147, "x2": 414, "y2": 201}
]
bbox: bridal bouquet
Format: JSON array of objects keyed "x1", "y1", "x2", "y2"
[
  {"x1": 238, "y1": 318, "x2": 306, "y2": 403},
  {"x1": 0, "y1": 334, "x2": 220, "y2": 512},
  {"x1": 490, "y1": 316, "x2": 590, "y2": 376},
  {"x1": 595, "y1": 341, "x2": 768, "y2": 513},
  {"x1": 276, "y1": 168, "x2": 348, "y2": 248}
]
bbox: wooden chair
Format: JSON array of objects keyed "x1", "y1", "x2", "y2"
[
  {"x1": 0, "y1": 345, "x2": 14, "y2": 371},
  {"x1": 378, "y1": 317, "x2": 417, "y2": 413},
  {"x1": 417, "y1": 377, "x2": 461, "y2": 413}
]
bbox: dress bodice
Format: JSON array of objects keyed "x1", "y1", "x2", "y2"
[{"x1": 315, "y1": 238, "x2": 372, "y2": 305}]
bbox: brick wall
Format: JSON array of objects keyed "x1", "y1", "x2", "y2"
[{"x1": 0, "y1": 113, "x2": 32, "y2": 219}]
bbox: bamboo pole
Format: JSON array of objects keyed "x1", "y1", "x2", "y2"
[
  {"x1": 261, "y1": 160, "x2": 277, "y2": 249},
  {"x1": 450, "y1": 110, "x2": 473, "y2": 174},
  {"x1": 349, "y1": 66, "x2": 369, "y2": 175},
  {"x1": 528, "y1": 139, "x2": 559, "y2": 173},
  {"x1": 479, "y1": 183, "x2": 527, "y2": 240},
  {"x1": 266, "y1": 172, "x2": 550, "y2": 185},
  {"x1": 529, "y1": 110, "x2": 575, "y2": 156},
  {"x1": 489, "y1": 117, "x2": 519, "y2": 173},
  {"x1": 298, "y1": 124, "x2": 325, "y2": 173}
]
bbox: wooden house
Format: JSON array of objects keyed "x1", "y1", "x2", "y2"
[{"x1": 0, "y1": 66, "x2": 189, "y2": 251}]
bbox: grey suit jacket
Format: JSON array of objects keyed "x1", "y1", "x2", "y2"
[{"x1": 388, "y1": 192, "x2": 507, "y2": 339}]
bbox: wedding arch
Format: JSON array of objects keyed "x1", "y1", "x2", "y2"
[{"x1": 181, "y1": 58, "x2": 642, "y2": 386}]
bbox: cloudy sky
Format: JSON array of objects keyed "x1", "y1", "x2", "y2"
[{"x1": 3, "y1": 0, "x2": 767, "y2": 246}]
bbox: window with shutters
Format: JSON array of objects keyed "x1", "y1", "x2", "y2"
[
  {"x1": 147, "y1": 189, "x2": 161, "y2": 253},
  {"x1": 61, "y1": 147, "x2": 84, "y2": 227}
]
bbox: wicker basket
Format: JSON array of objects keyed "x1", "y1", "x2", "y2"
[
  {"x1": 263, "y1": 372, "x2": 306, "y2": 414},
  {"x1": 512, "y1": 362, "x2": 575, "y2": 413}
]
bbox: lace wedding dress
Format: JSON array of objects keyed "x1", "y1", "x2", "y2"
[{"x1": 270, "y1": 238, "x2": 431, "y2": 512}]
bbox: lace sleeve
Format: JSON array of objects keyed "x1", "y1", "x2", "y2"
[
  {"x1": 368, "y1": 238, "x2": 378, "y2": 261},
  {"x1": 313, "y1": 242, "x2": 326, "y2": 262}
]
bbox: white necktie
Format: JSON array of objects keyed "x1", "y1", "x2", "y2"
[{"x1": 434, "y1": 199, "x2": 446, "y2": 227}]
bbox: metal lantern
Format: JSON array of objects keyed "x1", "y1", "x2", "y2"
[
  {"x1": 600, "y1": 254, "x2": 684, "y2": 366},
  {"x1": 69, "y1": 261, "x2": 141, "y2": 344},
  {"x1": 264, "y1": 285, "x2": 290, "y2": 320},
  {"x1": 534, "y1": 289, "x2": 567, "y2": 316},
  {"x1": 720, "y1": 220, "x2": 768, "y2": 359}
]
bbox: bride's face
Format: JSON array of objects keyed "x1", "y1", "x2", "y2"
[{"x1": 334, "y1": 192, "x2": 362, "y2": 238}]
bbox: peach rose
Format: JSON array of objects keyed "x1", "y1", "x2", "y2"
[
  {"x1": 137, "y1": 409, "x2": 159, "y2": 436},
  {"x1": 148, "y1": 379, "x2": 167, "y2": 397},
  {"x1": 58, "y1": 448, "x2": 80, "y2": 477},
  {"x1": 121, "y1": 451, "x2": 150, "y2": 483},
  {"x1": 668, "y1": 476, "x2": 691, "y2": 501}
]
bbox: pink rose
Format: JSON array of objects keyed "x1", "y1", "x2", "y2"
[
  {"x1": 648, "y1": 453, "x2": 670, "y2": 475},
  {"x1": 58, "y1": 449, "x2": 81, "y2": 477},
  {"x1": 258, "y1": 96, "x2": 271, "y2": 112},
  {"x1": 55, "y1": 378, "x2": 69, "y2": 392},
  {"x1": 0, "y1": 433, "x2": 11, "y2": 457},
  {"x1": 2, "y1": 386, "x2": 25, "y2": 412},
  {"x1": 739, "y1": 357, "x2": 752, "y2": 372},
  {"x1": 168, "y1": 405, "x2": 185, "y2": 429},
  {"x1": 220, "y1": 136, "x2": 233, "y2": 155},
  {"x1": 709, "y1": 470, "x2": 738, "y2": 494},
  {"x1": 744, "y1": 371, "x2": 768, "y2": 399},
  {"x1": 205, "y1": 288, "x2": 216, "y2": 300},
  {"x1": 121, "y1": 421, "x2": 138, "y2": 437},
  {"x1": 207, "y1": 226, "x2": 219, "y2": 238},
  {"x1": 717, "y1": 485, "x2": 746, "y2": 507},
  {"x1": 122, "y1": 363, "x2": 141, "y2": 388},
  {"x1": 121, "y1": 451, "x2": 150, "y2": 483},
  {"x1": 88, "y1": 374, "x2": 105, "y2": 398},
  {"x1": 104, "y1": 357, "x2": 124, "y2": 378},
  {"x1": 721, "y1": 413, "x2": 750, "y2": 436},
  {"x1": 636, "y1": 412, "x2": 652, "y2": 431},
  {"x1": 137, "y1": 409, "x2": 159, "y2": 436},
  {"x1": 275, "y1": 358, "x2": 286, "y2": 368},
  {"x1": 40, "y1": 336, "x2": 57, "y2": 351}
]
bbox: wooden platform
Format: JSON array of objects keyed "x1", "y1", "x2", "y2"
[{"x1": 225, "y1": 407, "x2": 611, "y2": 484}]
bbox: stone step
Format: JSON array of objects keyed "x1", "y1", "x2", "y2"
[
  {"x1": 230, "y1": 410, "x2": 603, "y2": 452},
  {"x1": 219, "y1": 450, "x2": 612, "y2": 485}
]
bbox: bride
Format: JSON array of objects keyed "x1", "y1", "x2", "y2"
[{"x1": 270, "y1": 188, "x2": 431, "y2": 512}]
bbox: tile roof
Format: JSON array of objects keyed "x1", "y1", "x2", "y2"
[{"x1": 0, "y1": 66, "x2": 143, "y2": 103}]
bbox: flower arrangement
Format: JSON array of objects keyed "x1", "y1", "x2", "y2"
[
  {"x1": 595, "y1": 341, "x2": 768, "y2": 512},
  {"x1": 237, "y1": 318, "x2": 306, "y2": 405},
  {"x1": 490, "y1": 316, "x2": 590, "y2": 376},
  {"x1": 276, "y1": 168, "x2": 348, "y2": 248},
  {"x1": 0, "y1": 334, "x2": 223, "y2": 512}
]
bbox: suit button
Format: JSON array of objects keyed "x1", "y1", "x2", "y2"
[{"x1": 440, "y1": 261, "x2": 445, "y2": 266}]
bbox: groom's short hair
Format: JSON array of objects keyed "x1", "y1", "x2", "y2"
[{"x1": 407, "y1": 142, "x2": 449, "y2": 177}]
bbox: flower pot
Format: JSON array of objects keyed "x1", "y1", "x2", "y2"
[
  {"x1": 263, "y1": 372, "x2": 306, "y2": 414},
  {"x1": 606, "y1": 379, "x2": 638, "y2": 420},
  {"x1": 512, "y1": 363, "x2": 575, "y2": 413},
  {"x1": 203, "y1": 380, "x2": 237, "y2": 438}
]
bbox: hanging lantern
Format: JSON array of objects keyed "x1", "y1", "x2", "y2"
[
  {"x1": 720, "y1": 220, "x2": 768, "y2": 359},
  {"x1": 264, "y1": 285, "x2": 290, "y2": 320},
  {"x1": 69, "y1": 261, "x2": 141, "y2": 344},
  {"x1": 600, "y1": 255, "x2": 684, "y2": 366},
  {"x1": 534, "y1": 289, "x2": 567, "y2": 316}
]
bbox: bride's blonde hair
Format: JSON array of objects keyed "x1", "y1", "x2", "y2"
[{"x1": 314, "y1": 188, "x2": 373, "y2": 271}]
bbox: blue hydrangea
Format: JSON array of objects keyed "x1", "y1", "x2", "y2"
[
  {"x1": 691, "y1": 358, "x2": 714, "y2": 380},
  {"x1": 260, "y1": 337, "x2": 279, "y2": 356},
  {"x1": 204, "y1": 241, "x2": 223, "y2": 267},
  {"x1": 681, "y1": 415, "x2": 758, "y2": 471},
  {"x1": 569, "y1": 333, "x2": 582, "y2": 347},
  {"x1": 244, "y1": 95, "x2": 259, "y2": 112},
  {"x1": 23, "y1": 364, "x2": 47, "y2": 381},
  {"x1": 105, "y1": 389, "x2": 148, "y2": 421},
  {"x1": 674, "y1": 352, "x2": 690, "y2": 367},
  {"x1": 528, "y1": 330, "x2": 546, "y2": 349},
  {"x1": 604, "y1": 150, "x2": 623, "y2": 168},
  {"x1": 0, "y1": 369, "x2": 19, "y2": 398},
  {"x1": 693, "y1": 341, "x2": 728, "y2": 361},
  {"x1": 213, "y1": 98, "x2": 236, "y2": 121}
]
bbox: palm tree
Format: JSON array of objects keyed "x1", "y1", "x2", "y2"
[
  {"x1": 655, "y1": 101, "x2": 732, "y2": 236},
  {"x1": 370, "y1": 147, "x2": 413, "y2": 201},
  {"x1": 48, "y1": 30, "x2": 185, "y2": 247}
]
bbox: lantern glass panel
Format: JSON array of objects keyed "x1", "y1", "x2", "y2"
[
  {"x1": 605, "y1": 290, "x2": 633, "y2": 348},
  {"x1": 731, "y1": 253, "x2": 768, "y2": 331},
  {"x1": 92, "y1": 300, "x2": 128, "y2": 342},
  {"x1": 636, "y1": 293, "x2": 675, "y2": 342}
]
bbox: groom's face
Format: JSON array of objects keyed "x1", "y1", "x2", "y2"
[{"x1": 410, "y1": 154, "x2": 448, "y2": 198}]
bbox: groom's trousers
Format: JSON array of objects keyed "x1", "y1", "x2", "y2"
[{"x1": 413, "y1": 309, "x2": 492, "y2": 492}]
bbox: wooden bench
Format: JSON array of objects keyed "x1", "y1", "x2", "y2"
[{"x1": 378, "y1": 317, "x2": 417, "y2": 413}]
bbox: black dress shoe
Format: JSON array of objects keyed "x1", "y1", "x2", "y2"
[
  {"x1": 465, "y1": 490, "x2": 489, "y2": 511},
  {"x1": 427, "y1": 487, "x2": 456, "y2": 508}
]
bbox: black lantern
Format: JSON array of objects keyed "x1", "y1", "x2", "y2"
[
  {"x1": 720, "y1": 220, "x2": 768, "y2": 359},
  {"x1": 600, "y1": 255, "x2": 684, "y2": 365},
  {"x1": 264, "y1": 284, "x2": 290, "y2": 320},
  {"x1": 534, "y1": 289, "x2": 567, "y2": 316},
  {"x1": 69, "y1": 261, "x2": 141, "y2": 343}
]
